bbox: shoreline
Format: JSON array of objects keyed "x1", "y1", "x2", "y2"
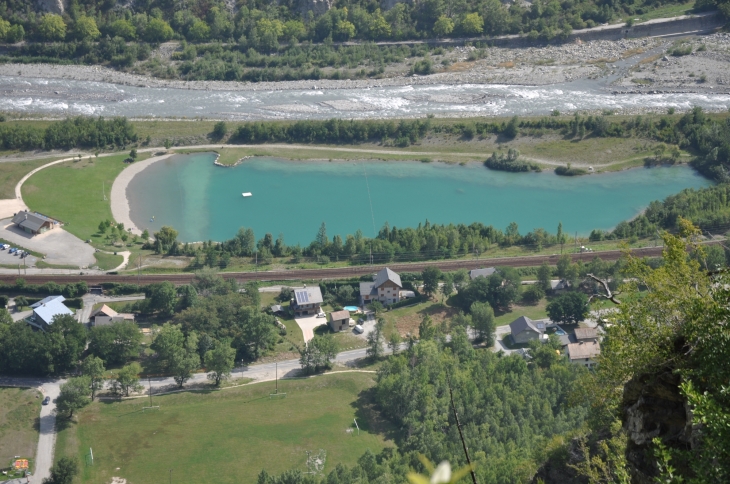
[{"x1": 111, "y1": 152, "x2": 175, "y2": 237}]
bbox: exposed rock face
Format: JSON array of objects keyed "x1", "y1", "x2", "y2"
[
  {"x1": 530, "y1": 437, "x2": 589, "y2": 484},
  {"x1": 297, "y1": 0, "x2": 334, "y2": 16},
  {"x1": 36, "y1": 0, "x2": 66, "y2": 14},
  {"x1": 622, "y1": 370, "x2": 695, "y2": 483}
]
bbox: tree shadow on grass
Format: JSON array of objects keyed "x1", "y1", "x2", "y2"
[{"x1": 349, "y1": 387, "x2": 401, "y2": 445}]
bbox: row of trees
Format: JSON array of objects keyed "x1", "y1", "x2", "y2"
[
  {"x1": 3, "y1": 0, "x2": 716, "y2": 47},
  {"x1": 0, "y1": 116, "x2": 136, "y2": 151}
]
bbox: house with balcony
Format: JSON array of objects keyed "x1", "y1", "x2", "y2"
[
  {"x1": 359, "y1": 267, "x2": 403, "y2": 305},
  {"x1": 290, "y1": 285, "x2": 323, "y2": 317}
]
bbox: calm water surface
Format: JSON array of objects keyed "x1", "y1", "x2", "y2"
[{"x1": 127, "y1": 153, "x2": 712, "y2": 244}]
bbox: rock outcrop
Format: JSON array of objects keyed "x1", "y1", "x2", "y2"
[
  {"x1": 36, "y1": 0, "x2": 66, "y2": 14},
  {"x1": 297, "y1": 0, "x2": 334, "y2": 16},
  {"x1": 622, "y1": 370, "x2": 696, "y2": 483}
]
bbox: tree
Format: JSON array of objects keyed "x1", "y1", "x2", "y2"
[
  {"x1": 546, "y1": 292, "x2": 589, "y2": 324},
  {"x1": 337, "y1": 285, "x2": 355, "y2": 305},
  {"x1": 557, "y1": 222, "x2": 567, "y2": 253},
  {"x1": 129, "y1": 148, "x2": 137, "y2": 160},
  {"x1": 153, "y1": 226, "x2": 178, "y2": 254},
  {"x1": 522, "y1": 283, "x2": 545, "y2": 304},
  {"x1": 56, "y1": 377, "x2": 91, "y2": 418},
  {"x1": 115, "y1": 362, "x2": 142, "y2": 396},
  {"x1": 144, "y1": 18, "x2": 174, "y2": 42},
  {"x1": 80, "y1": 355, "x2": 105, "y2": 401},
  {"x1": 48, "y1": 314, "x2": 87, "y2": 372},
  {"x1": 387, "y1": 332, "x2": 401, "y2": 355},
  {"x1": 503, "y1": 116, "x2": 519, "y2": 139},
  {"x1": 141, "y1": 229, "x2": 149, "y2": 240},
  {"x1": 366, "y1": 318, "x2": 385, "y2": 360},
  {"x1": 170, "y1": 343, "x2": 200, "y2": 388},
  {"x1": 187, "y1": 20, "x2": 210, "y2": 42},
  {"x1": 178, "y1": 284, "x2": 198, "y2": 310},
  {"x1": 299, "y1": 335, "x2": 338, "y2": 374},
  {"x1": 556, "y1": 254, "x2": 572, "y2": 279},
  {"x1": 205, "y1": 340, "x2": 236, "y2": 386},
  {"x1": 74, "y1": 16, "x2": 100, "y2": 40},
  {"x1": 537, "y1": 262, "x2": 552, "y2": 291},
  {"x1": 43, "y1": 457, "x2": 78, "y2": 484},
  {"x1": 38, "y1": 14, "x2": 66, "y2": 41},
  {"x1": 369, "y1": 300, "x2": 383, "y2": 316},
  {"x1": 109, "y1": 19, "x2": 136, "y2": 40},
  {"x1": 418, "y1": 314, "x2": 437, "y2": 341},
  {"x1": 528, "y1": 334, "x2": 563, "y2": 369},
  {"x1": 145, "y1": 281, "x2": 177, "y2": 316},
  {"x1": 459, "y1": 12, "x2": 484, "y2": 35},
  {"x1": 470, "y1": 301, "x2": 496, "y2": 345},
  {"x1": 151, "y1": 323, "x2": 186, "y2": 366},
  {"x1": 433, "y1": 15, "x2": 454, "y2": 37},
  {"x1": 422, "y1": 266, "x2": 442, "y2": 298},
  {"x1": 441, "y1": 274, "x2": 454, "y2": 302},
  {"x1": 212, "y1": 121, "x2": 227, "y2": 140},
  {"x1": 88, "y1": 321, "x2": 142, "y2": 366},
  {"x1": 15, "y1": 295, "x2": 28, "y2": 308},
  {"x1": 240, "y1": 309, "x2": 278, "y2": 360},
  {"x1": 0, "y1": 307, "x2": 11, "y2": 324},
  {"x1": 316, "y1": 222, "x2": 328, "y2": 249}
]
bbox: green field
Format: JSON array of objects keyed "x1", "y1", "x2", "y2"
[
  {"x1": 93, "y1": 252, "x2": 124, "y2": 271},
  {"x1": 0, "y1": 157, "x2": 63, "y2": 200},
  {"x1": 0, "y1": 387, "x2": 41, "y2": 467},
  {"x1": 55, "y1": 373, "x2": 393, "y2": 483}
]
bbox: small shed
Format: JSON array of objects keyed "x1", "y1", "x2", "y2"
[
  {"x1": 91, "y1": 304, "x2": 135, "y2": 327},
  {"x1": 329, "y1": 310, "x2": 351, "y2": 332},
  {"x1": 270, "y1": 304, "x2": 284, "y2": 314}
]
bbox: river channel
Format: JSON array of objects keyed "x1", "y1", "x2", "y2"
[{"x1": 127, "y1": 153, "x2": 712, "y2": 244}]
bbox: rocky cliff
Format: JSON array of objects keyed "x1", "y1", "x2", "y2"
[{"x1": 36, "y1": 0, "x2": 66, "y2": 14}]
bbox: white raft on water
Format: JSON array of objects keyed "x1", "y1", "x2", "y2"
[{"x1": 242, "y1": 192, "x2": 253, "y2": 197}]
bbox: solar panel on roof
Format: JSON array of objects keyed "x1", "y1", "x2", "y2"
[{"x1": 297, "y1": 291, "x2": 309, "y2": 303}]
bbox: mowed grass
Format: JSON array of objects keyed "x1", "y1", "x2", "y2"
[
  {"x1": 93, "y1": 252, "x2": 124, "y2": 271},
  {"x1": 0, "y1": 387, "x2": 41, "y2": 464},
  {"x1": 56, "y1": 373, "x2": 393, "y2": 484},
  {"x1": 21, "y1": 153, "x2": 149, "y2": 241},
  {"x1": 0, "y1": 157, "x2": 63, "y2": 200}
]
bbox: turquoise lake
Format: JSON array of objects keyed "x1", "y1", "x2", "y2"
[{"x1": 126, "y1": 153, "x2": 713, "y2": 244}]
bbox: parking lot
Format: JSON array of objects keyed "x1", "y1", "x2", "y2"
[
  {"x1": 0, "y1": 245, "x2": 38, "y2": 268},
  {"x1": 0, "y1": 218, "x2": 96, "y2": 267}
]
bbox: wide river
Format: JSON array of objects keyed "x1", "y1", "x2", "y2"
[
  {"x1": 1, "y1": 75, "x2": 729, "y2": 119},
  {"x1": 127, "y1": 153, "x2": 712, "y2": 244}
]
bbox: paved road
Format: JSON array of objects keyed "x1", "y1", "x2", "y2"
[{"x1": 0, "y1": 377, "x2": 63, "y2": 484}]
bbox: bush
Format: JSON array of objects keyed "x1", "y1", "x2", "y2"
[{"x1": 554, "y1": 164, "x2": 588, "y2": 176}]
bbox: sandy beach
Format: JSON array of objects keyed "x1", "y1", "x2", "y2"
[{"x1": 111, "y1": 152, "x2": 174, "y2": 236}]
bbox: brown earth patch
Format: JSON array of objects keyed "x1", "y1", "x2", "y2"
[
  {"x1": 391, "y1": 302, "x2": 459, "y2": 337},
  {"x1": 497, "y1": 61, "x2": 515, "y2": 68}
]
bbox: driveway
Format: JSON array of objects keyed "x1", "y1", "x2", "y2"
[
  {"x1": 294, "y1": 314, "x2": 328, "y2": 343},
  {"x1": 0, "y1": 219, "x2": 95, "y2": 267}
]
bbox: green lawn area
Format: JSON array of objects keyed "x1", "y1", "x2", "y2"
[
  {"x1": 631, "y1": 1, "x2": 695, "y2": 22},
  {"x1": 54, "y1": 373, "x2": 394, "y2": 483},
  {"x1": 22, "y1": 153, "x2": 149, "y2": 242},
  {"x1": 494, "y1": 300, "x2": 549, "y2": 327},
  {"x1": 0, "y1": 157, "x2": 62, "y2": 200},
  {"x1": 93, "y1": 252, "x2": 124, "y2": 271},
  {"x1": 0, "y1": 387, "x2": 41, "y2": 470}
]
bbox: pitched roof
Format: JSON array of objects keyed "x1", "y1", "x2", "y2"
[
  {"x1": 292, "y1": 286, "x2": 323, "y2": 305},
  {"x1": 270, "y1": 304, "x2": 283, "y2": 313},
  {"x1": 469, "y1": 267, "x2": 496, "y2": 280},
  {"x1": 509, "y1": 316, "x2": 543, "y2": 335},
  {"x1": 33, "y1": 298, "x2": 73, "y2": 325},
  {"x1": 567, "y1": 341, "x2": 601, "y2": 360},
  {"x1": 329, "y1": 310, "x2": 350, "y2": 321},
  {"x1": 359, "y1": 282, "x2": 376, "y2": 296},
  {"x1": 91, "y1": 304, "x2": 118, "y2": 318},
  {"x1": 30, "y1": 295, "x2": 65, "y2": 309},
  {"x1": 373, "y1": 267, "x2": 402, "y2": 289},
  {"x1": 574, "y1": 328, "x2": 599, "y2": 340},
  {"x1": 12, "y1": 211, "x2": 52, "y2": 232}
]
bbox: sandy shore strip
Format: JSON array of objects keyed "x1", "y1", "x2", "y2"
[{"x1": 111, "y1": 152, "x2": 174, "y2": 236}]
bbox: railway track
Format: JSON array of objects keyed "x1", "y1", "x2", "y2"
[{"x1": 0, "y1": 246, "x2": 665, "y2": 286}]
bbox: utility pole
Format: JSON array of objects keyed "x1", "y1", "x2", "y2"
[
  {"x1": 447, "y1": 373, "x2": 478, "y2": 484},
  {"x1": 275, "y1": 362, "x2": 278, "y2": 394},
  {"x1": 148, "y1": 377, "x2": 153, "y2": 407}
]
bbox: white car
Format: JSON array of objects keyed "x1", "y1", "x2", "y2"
[
  {"x1": 353, "y1": 325, "x2": 364, "y2": 334},
  {"x1": 1, "y1": 244, "x2": 8, "y2": 250}
]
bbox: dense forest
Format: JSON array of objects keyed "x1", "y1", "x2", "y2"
[
  {"x1": 0, "y1": 0, "x2": 727, "y2": 80},
  {"x1": 0, "y1": 116, "x2": 136, "y2": 150}
]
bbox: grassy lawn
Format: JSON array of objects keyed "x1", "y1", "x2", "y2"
[
  {"x1": 54, "y1": 373, "x2": 394, "y2": 483},
  {"x1": 0, "y1": 157, "x2": 62, "y2": 200},
  {"x1": 494, "y1": 300, "x2": 549, "y2": 327},
  {"x1": 22, "y1": 153, "x2": 149, "y2": 242},
  {"x1": 93, "y1": 252, "x2": 124, "y2": 271},
  {"x1": 0, "y1": 387, "x2": 41, "y2": 468},
  {"x1": 631, "y1": 1, "x2": 695, "y2": 22}
]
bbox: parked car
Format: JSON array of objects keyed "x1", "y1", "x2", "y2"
[
  {"x1": 42, "y1": 396, "x2": 50, "y2": 405},
  {"x1": 0, "y1": 244, "x2": 7, "y2": 250},
  {"x1": 9, "y1": 248, "x2": 16, "y2": 254},
  {"x1": 354, "y1": 325, "x2": 364, "y2": 334}
]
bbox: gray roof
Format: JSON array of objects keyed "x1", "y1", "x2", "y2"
[
  {"x1": 509, "y1": 316, "x2": 543, "y2": 336},
  {"x1": 31, "y1": 295, "x2": 65, "y2": 309},
  {"x1": 270, "y1": 304, "x2": 283, "y2": 313},
  {"x1": 359, "y1": 282, "x2": 376, "y2": 296},
  {"x1": 373, "y1": 267, "x2": 402, "y2": 289},
  {"x1": 558, "y1": 333, "x2": 577, "y2": 347},
  {"x1": 469, "y1": 267, "x2": 496, "y2": 280},
  {"x1": 12, "y1": 211, "x2": 52, "y2": 232},
  {"x1": 33, "y1": 298, "x2": 73, "y2": 326},
  {"x1": 293, "y1": 286, "x2": 323, "y2": 305}
]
